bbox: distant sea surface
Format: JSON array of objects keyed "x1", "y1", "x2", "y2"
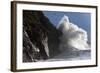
[{"x1": 46, "y1": 50, "x2": 91, "y2": 62}]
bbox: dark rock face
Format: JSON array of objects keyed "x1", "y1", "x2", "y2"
[{"x1": 23, "y1": 10, "x2": 61, "y2": 62}]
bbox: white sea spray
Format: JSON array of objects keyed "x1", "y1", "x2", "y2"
[{"x1": 57, "y1": 15, "x2": 90, "y2": 51}]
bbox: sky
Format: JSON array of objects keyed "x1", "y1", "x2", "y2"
[{"x1": 43, "y1": 11, "x2": 91, "y2": 41}]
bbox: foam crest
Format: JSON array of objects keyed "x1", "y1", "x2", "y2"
[{"x1": 57, "y1": 15, "x2": 90, "y2": 51}]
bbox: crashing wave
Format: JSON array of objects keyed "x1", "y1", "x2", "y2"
[{"x1": 57, "y1": 15, "x2": 90, "y2": 51}]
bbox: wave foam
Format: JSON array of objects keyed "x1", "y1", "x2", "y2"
[{"x1": 57, "y1": 15, "x2": 90, "y2": 51}]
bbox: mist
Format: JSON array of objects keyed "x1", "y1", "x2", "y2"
[{"x1": 57, "y1": 15, "x2": 90, "y2": 52}]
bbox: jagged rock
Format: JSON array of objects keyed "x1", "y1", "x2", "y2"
[
  {"x1": 23, "y1": 10, "x2": 61, "y2": 62},
  {"x1": 23, "y1": 28, "x2": 41, "y2": 62}
]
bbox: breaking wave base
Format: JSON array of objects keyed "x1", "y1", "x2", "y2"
[
  {"x1": 39, "y1": 15, "x2": 91, "y2": 62},
  {"x1": 52, "y1": 15, "x2": 91, "y2": 61}
]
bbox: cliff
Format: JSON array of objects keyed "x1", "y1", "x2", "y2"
[{"x1": 23, "y1": 10, "x2": 62, "y2": 62}]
